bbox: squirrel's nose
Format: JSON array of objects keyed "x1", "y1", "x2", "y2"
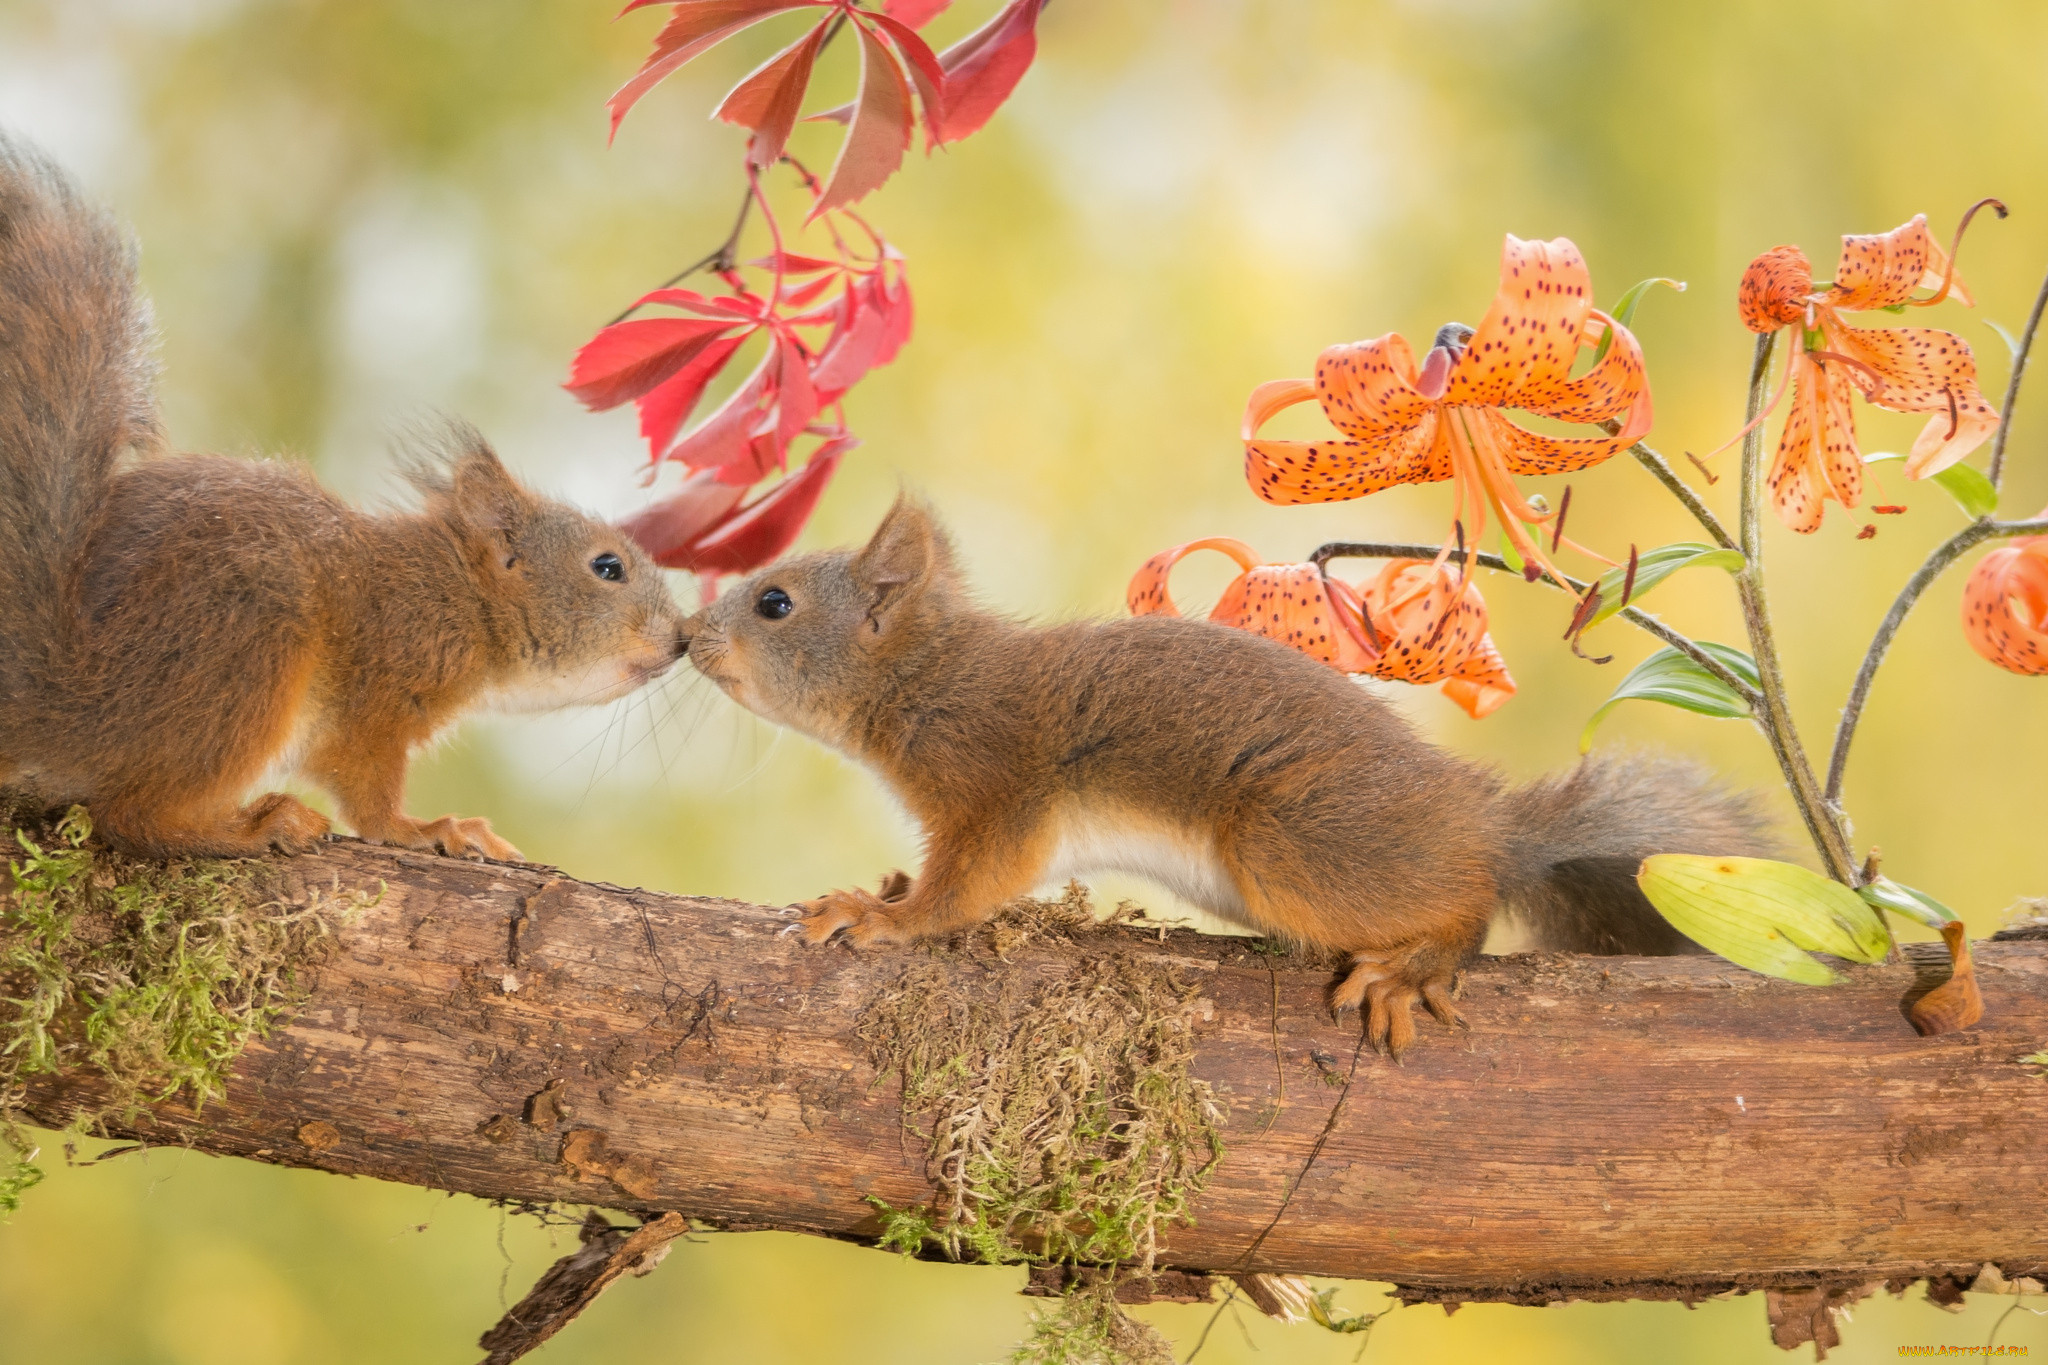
[{"x1": 676, "y1": 612, "x2": 705, "y2": 658}]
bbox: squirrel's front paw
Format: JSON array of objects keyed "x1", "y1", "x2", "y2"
[
  {"x1": 790, "y1": 887, "x2": 905, "y2": 948},
  {"x1": 378, "y1": 814, "x2": 523, "y2": 862}
]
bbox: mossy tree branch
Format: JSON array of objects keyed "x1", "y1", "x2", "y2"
[{"x1": 10, "y1": 838, "x2": 2048, "y2": 1317}]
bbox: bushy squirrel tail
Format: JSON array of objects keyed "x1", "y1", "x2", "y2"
[
  {"x1": 0, "y1": 135, "x2": 160, "y2": 745},
  {"x1": 1495, "y1": 753, "x2": 1781, "y2": 955}
]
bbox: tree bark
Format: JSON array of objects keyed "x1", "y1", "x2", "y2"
[{"x1": 17, "y1": 839, "x2": 2048, "y2": 1305}]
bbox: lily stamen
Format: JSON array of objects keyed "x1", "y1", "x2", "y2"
[{"x1": 1921, "y1": 197, "x2": 2007, "y2": 309}]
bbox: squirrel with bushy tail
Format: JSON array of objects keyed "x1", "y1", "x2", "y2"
[
  {"x1": 686, "y1": 499, "x2": 1779, "y2": 1055},
  {"x1": 0, "y1": 135, "x2": 689, "y2": 860}
]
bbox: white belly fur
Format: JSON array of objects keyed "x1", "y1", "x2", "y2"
[{"x1": 1041, "y1": 803, "x2": 1248, "y2": 921}]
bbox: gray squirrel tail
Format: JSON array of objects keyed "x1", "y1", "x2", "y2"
[
  {"x1": 0, "y1": 134, "x2": 161, "y2": 753},
  {"x1": 1496, "y1": 753, "x2": 1782, "y2": 955}
]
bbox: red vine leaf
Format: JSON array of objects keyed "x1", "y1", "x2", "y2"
[
  {"x1": 652, "y1": 438, "x2": 855, "y2": 576},
  {"x1": 715, "y1": 15, "x2": 833, "y2": 169},
  {"x1": 813, "y1": 19, "x2": 915, "y2": 217},
  {"x1": 861, "y1": 12, "x2": 948, "y2": 149},
  {"x1": 608, "y1": 1, "x2": 822, "y2": 142},
  {"x1": 773, "y1": 330, "x2": 821, "y2": 454},
  {"x1": 618, "y1": 466, "x2": 750, "y2": 562},
  {"x1": 636, "y1": 333, "x2": 748, "y2": 458},
  {"x1": 668, "y1": 351, "x2": 773, "y2": 475},
  {"x1": 564, "y1": 317, "x2": 738, "y2": 411},
  {"x1": 880, "y1": 0, "x2": 952, "y2": 26},
  {"x1": 933, "y1": 0, "x2": 1044, "y2": 143}
]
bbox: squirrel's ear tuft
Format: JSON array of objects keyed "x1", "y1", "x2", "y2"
[
  {"x1": 851, "y1": 496, "x2": 952, "y2": 621},
  {"x1": 446, "y1": 444, "x2": 530, "y2": 537}
]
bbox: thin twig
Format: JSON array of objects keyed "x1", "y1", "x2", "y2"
[
  {"x1": 1989, "y1": 260, "x2": 2048, "y2": 491},
  {"x1": 1628, "y1": 441, "x2": 1739, "y2": 550},
  {"x1": 603, "y1": 183, "x2": 757, "y2": 327},
  {"x1": 1310, "y1": 543, "x2": 1761, "y2": 704},
  {"x1": 1731, "y1": 332, "x2": 1858, "y2": 884},
  {"x1": 1824, "y1": 515, "x2": 2048, "y2": 802}
]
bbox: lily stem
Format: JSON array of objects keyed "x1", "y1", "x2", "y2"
[
  {"x1": 1307, "y1": 543, "x2": 1761, "y2": 704},
  {"x1": 1733, "y1": 332, "x2": 1859, "y2": 885},
  {"x1": 1989, "y1": 258, "x2": 2048, "y2": 492},
  {"x1": 1824, "y1": 514, "x2": 2048, "y2": 804}
]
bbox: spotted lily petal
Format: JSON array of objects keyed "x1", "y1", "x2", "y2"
[
  {"x1": 1820, "y1": 320, "x2": 2000, "y2": 479},
  {"x1": 1829, "y1": 215, "x2": 1972, "y2": 312},
  {"x1": 1508, "y1": 309, "x2": 1652, "y2": 441},
  {"x1": 1961, "y1": 535, "x2": 2048, "y2": 676},
  {"x1": 1314, "y1": 334, "x2": 1437, "y2": 438},
  {"x1": 1355, "y1": 558, "x2": 1508, "y2": 707},
  {"x1": 1767, "y1": 350, "x2": 1863, "y2": 534},
  {"x1": 1443, "y1": 235, "x2": 1594, "y2": 409},
  {"x1": 1739, "y1": 245, "x2": 1814, "y2": 333},
  {"x1": 1126, "y1": 536, "x2": 1260, "y2": 616},
  {"x1": 1127, "y1": 539, "x2": 1376, "y2": 670},
  {"x1": 1244, "y1": 413, "x2": 1449, "y2": 506},
  {"x1": 1440, "y1": 633, "x2": 1516, "y2": 719}
]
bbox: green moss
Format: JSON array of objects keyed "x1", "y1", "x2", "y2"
[
  {"x1": 1008, "y1": 1279, "x2": 1175, "y2": 1365},
  {"x1": 0, "y1": 801, "x2": 369, "y2": 1213},
  {"x1": 857, "y1": 886, "x2": 1224, "y2": 1364}
]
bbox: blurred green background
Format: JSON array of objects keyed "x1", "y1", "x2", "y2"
[{"x1": 2, "y1": 1, "x2": 2045, "y2": 1361}]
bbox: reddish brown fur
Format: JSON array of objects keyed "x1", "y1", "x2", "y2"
[
  {"x1": 0, "y1": 136, "x2": 688, "y2": 860},
  {"x1": 688, "y1": 500, "x2": 1777, "y2": 1055}
]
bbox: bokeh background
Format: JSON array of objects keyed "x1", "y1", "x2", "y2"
[{"x1": 2, "y1": 1, "x2": 2045, "y2": 1361}]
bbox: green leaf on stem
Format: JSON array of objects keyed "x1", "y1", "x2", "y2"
[
  {"x1": 1591, "y1": 277, "x2": 1685, "y2": 366},
  {"x1": 1583, "y1": 542, "x2": 1744, "y2": 629},
  {"x1": 1864, "y1": 451, "x2": 1999, "y2": 519},
  {"x1": 1497, "y1": 529, "x2": 1526, "y2": 576},
  {"x1": 1637, "y1": 854, "x2": 1890, "y2": 985},
  {"x1": 1578, "y1": 641, "x2": 1758, "y2": 753},
  {"x1": 1856, "y1": 875, "x2": 1960, "y2": 930},
  {"x1": 1986, "y1": 319, "x2": 2023, "y2": 365}
]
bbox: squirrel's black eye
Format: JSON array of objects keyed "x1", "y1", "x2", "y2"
[
  {"x1": 757, "y1": 587, "x2": 793, "y2": 620},
  {"x1": 590, "y1": 552, "x2": 625, "y2": 583}
]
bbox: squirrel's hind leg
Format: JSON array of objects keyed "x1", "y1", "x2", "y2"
[{"x1": 96, "y1": 790, "x2": 329, "y2": 859}]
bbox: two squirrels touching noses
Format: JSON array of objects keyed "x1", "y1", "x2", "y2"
[{"x1": 1, "y1": 134, "x2": 1774, "y2": 1057}]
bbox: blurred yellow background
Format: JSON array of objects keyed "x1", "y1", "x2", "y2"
[{"x1": 2, "y1": 1, "x2": 2044, "y2": 1361}]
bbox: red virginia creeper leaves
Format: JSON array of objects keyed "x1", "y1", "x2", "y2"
[
  {"x1": 933, "y1": 0, "x2": 1044, "y2": 142},
  {"x1": 635, "y1": 438, "x2": 855, "y2": 578},
  {"x1": 636, "y1": 332, "x2": 747, "y2": 456},
  {"x1": 814, "y1": 20, "x2": 915, "y2": 218},
  {"x1": 617, "y1": 466, "x2": 749, "y2": 561},
  {"x1": 564, "y1": 316, "x2": 738, "y2": 410},
  {"x1": 881, "y1": 0, "x2": 952, "y2": 26},
  {"x1": 715, "y1": 17, "x2": 832, "y2": 169},
  {"x1": 608, "y1": 1, "x2": 820, "y2": 142},
  {"x1": 860, "y1": 12, "x2": 948, "y2": 149}
]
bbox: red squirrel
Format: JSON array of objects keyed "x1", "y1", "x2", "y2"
[
  {"x1": 0, "y1": 136, "x2": 688, "y2": 860},
  {"x1": 683, "y1": 499, "x2": 1776, "y2": 1055}
]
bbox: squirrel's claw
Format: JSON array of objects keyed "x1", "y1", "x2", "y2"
[
  {"x1": 1329, "y1": 953, "x2": 1464, "y2": 1060},
  {"x1": 371, "y1": 813, "x2": 523, "y2": 863},
  {"x1": 790, "y1": 887, "x2": 905, "y2": 949}
]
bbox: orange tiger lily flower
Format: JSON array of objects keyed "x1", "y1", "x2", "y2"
[
  {"x1": 1126, "y1": 538, "x2": 1516, "y2": 718},
  {"x1": 1737, "y1": 209, "x2": 2003, "y2": 534},
  {"x1": 1960, "y1": 531, "x2": 2048, "y2": 675},
  {"x1": 1241, "y1": 235, "x2": 1652, "y2": 587}
]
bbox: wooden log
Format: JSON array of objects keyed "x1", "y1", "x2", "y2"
[{"x1": 16, "y1": 839, "x2": 2048, "y2": 1304}]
